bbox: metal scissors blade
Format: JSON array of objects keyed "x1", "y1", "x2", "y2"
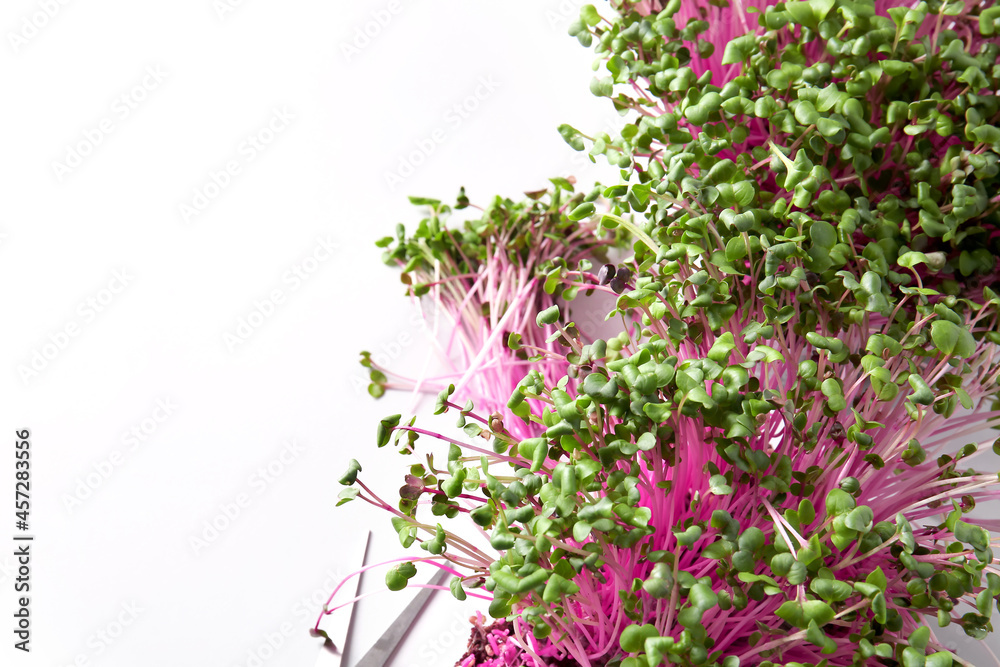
[
  {"x1": 314, "y1": 553, "x2": 449, "y2": 667},
  {"x1": 353, "y1": 568, "x2": 450, "y2": 667},
  {"x1": 314, "y1": 531, "x2": 371, "y2": 667}
]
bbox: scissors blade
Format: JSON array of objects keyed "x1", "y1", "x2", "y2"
[
  {"x1": 314, "y1": 531, "x2": 371, "y2": 667},
  {"x1": 354, "y1": 568, "x2": 450, "y2": 667}
]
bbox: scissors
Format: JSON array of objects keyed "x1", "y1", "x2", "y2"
[{"x1": 313, "y1": 531, "x2": 450, "y2": 667}]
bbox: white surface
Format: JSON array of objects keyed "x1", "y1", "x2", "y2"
[
  {"x1": 2, "y1": 1, "x2": 998, "y2": 666},
  {"x1": 0, "y1": 1, "x2": 617, "y2": 666}
]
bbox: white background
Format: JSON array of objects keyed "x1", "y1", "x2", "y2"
[
  {"x1": 0, "y1": 1, "x2": 620, "y2": 666},
  {"x1": 0, "y1": 1, "x2": 996, "y2": 666}
]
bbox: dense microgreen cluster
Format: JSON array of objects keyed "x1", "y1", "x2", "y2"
[
  {"x1": 329, "y1": 1, "x2": 1000, "y2": 666},
  {"x1": 564, "y1": 0, "x2": 1000, "y2": 300},
  {"x1": 360, "y1": 186, "x2": 616, "y2": 439}
]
